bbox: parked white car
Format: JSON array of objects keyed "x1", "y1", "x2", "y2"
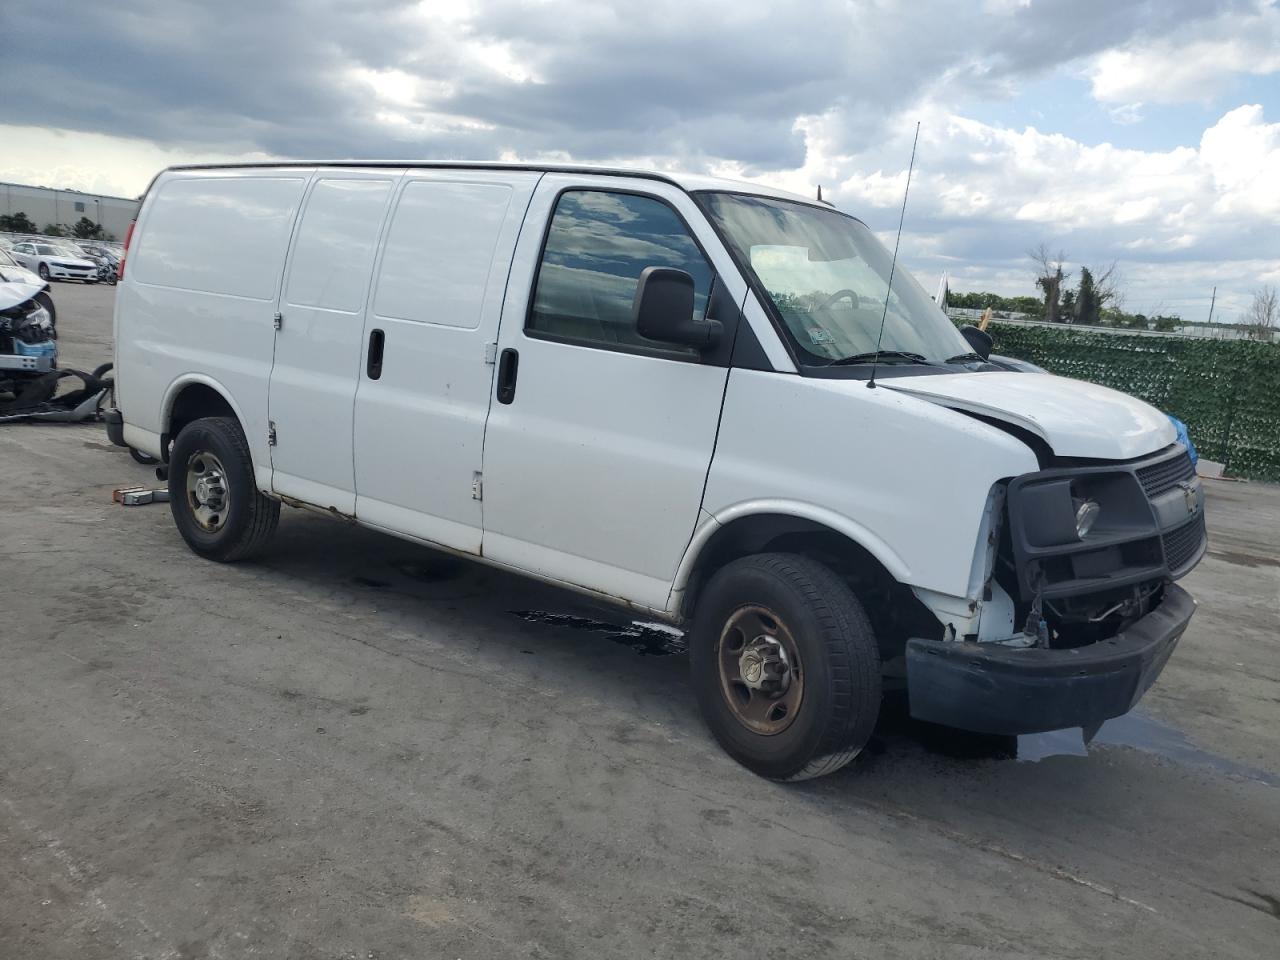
[
  {"x1": 108, "y1": 163, "x2": 1205, "y2": 780},
  {"x1": 0, "y1": 247, "x2": 47, "y2": 288},
  {"x1": 8, "y1": 239, "x2": 98, "y2": 282}
]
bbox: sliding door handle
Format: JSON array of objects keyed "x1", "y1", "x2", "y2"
[
  {"x1": 366, "y1": 328, "x2": 385, "y2": 380},
  {"x1": 496, "y1": 348, "x2": 519, "y2": 404}
]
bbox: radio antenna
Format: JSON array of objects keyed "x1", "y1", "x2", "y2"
[{"x1": 867, "y1": 121, "x2": 921, "y2": 390}]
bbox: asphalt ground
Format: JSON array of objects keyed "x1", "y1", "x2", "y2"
[{"x1": 1, "y1": 282, "x2": 1277, "y2": 958}]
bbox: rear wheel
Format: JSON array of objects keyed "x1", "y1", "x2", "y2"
[
  {"x1": 169, "y1": 416, "x2": 279, "y2": 561},
  {"x1": 690, "y1": 553, "x2": 881, "y2": 781}
]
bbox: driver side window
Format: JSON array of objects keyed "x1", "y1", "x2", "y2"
[{"x1": 526, "y1": 190, "x2": 712, "y2": 358}]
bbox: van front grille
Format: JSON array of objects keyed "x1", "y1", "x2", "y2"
[
  {"x1": 1137, "y1": 450, "x2": 1195, "y2": 498},
  {"x1": 1162, "y1": 513, "x2": 1206, "y2": 574}
]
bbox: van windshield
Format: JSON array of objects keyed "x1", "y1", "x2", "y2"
[{"x1": 700, "y1": 193, "x2": 970, "y2": 367}]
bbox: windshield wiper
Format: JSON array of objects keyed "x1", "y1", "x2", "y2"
[
  {"x1": 944, "y1": 352, "x2": 987, "y2": 364},
  {"x1": 825, "y1": 350, "x2": 933, "y2": 367}
]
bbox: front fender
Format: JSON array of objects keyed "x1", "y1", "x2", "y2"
[{"x1": 699, "y1": 369, "x2": 1040, "y2": 602}]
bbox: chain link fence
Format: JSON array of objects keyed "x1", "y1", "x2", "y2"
[{"x1": 986, "y1": 321, "x2": 1280, "y2": 481}]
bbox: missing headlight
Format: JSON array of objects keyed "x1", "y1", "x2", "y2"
[{"x1": 1073, "y1": 498, "x2": 1101, "y2": 539}]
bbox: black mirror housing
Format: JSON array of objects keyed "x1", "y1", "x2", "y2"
[
  {"x1": 960, "y1": 324, "x2": 993, "y2": 360},
  {"x1": 632, "y1": 266, "x2": 723, "y2": 351}
]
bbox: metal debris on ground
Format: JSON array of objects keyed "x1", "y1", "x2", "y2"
[
  {"x1": 0, "y1": 365, "x2": 114, "y2": 424},
  {"x1": 113, "y1": 486, "x2": 170, "y2": 505}
]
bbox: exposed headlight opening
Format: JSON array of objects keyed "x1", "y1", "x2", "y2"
[{"x1": 1074, "y1": 498, "x2": 1101, "y2": 539}]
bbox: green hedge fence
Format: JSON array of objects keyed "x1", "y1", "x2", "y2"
[{"x1": 984, "y1": 322, "x2": 1280, "y2": 482}]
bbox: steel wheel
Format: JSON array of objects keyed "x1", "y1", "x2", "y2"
[
  {"x1": 717, "y1": 605, "x2": 805, "y2": 735},
  {"x1": 185, "y1": 451, "x2": 230, "y2": 533}
]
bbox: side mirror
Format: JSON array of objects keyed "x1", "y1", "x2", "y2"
[
  {"x1": 960, "y1": 324, "x2": 993, "y2": 360},
  {"x1": 632, "y1": 267, "x2": 722, "y2": 351}
]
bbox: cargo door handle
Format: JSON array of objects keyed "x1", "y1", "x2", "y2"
[
  {"x1": 366, "y1": 328, "x2": 385, "y2": 380},
  {"x1": 496, "y1": 348, "x2": 519, "y2": 404}
]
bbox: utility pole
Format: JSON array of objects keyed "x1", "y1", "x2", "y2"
[{"x1": 1207, "y1": 286, "x2": 1217, "y2": 324}]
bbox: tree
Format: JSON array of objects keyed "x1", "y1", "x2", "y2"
[
  {"x1": 0, "y1": 211, "x2": 37, "y2": 234},
  {"x1": 1075, "y1": 267, "x2": 1101, "y2": 325},
  {"x1": 72, "y1": 216, "x2": 105, "y2": 239},
  {"x1": 1245, "y1": 285, "x2": 1278, "y2": 341},
  {"x1": 1093, "y1": 261, "x2": 1122, "y2": 312},
  {"x1": 1030, "y1": 244, "x2": 1070, "y2": 323},
  {"x1": 42, "y1": 223, "x2": 66, "y2": 237},
  {"x1": 1151, "y1": 314, "x2": 1181, "y2": 332}
]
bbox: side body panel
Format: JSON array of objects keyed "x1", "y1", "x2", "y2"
[
  {"x1": 114, "y1": 168, "x2": 311, "y2": 481},
  {"x1": 480, "y1": 174, "x2": 750, "y2": 610},
  {"x1": 269, "y1": 169, "x2": 402, "y2": 513},
  {"x1": 352, "y1": 170, "x2": 541, "y2": 554}
]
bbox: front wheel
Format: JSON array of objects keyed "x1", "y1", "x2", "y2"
[
  {"x1": 38, "y1": 263, "x2": 50, "y2": 281},
  {"x1": 169, "y1": 416, "x2": 279, "y2": 562},
  {"x1": 690, "y1": 553, "x2": 881, "y2": 781},
  {"x1": 33, "y1": 291, "x2": 56, "y2": 331}
]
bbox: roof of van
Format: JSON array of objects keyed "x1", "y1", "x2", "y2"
[{"x1": 160, "y1": 161, "x2": 829, "y2": 209}]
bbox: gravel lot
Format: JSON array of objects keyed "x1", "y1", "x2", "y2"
[{"x1": 2, "y1": 283, "x2": 1277, "y2": 959}]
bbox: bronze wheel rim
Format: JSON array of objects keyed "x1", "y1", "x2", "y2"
[{"x1": 716, "y1": 605, "x2": 804, "y2": 735}]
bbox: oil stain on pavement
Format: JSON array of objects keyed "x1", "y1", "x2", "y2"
[{"x1": 510, "y1": 610, "x2": 688, "y2": 656}]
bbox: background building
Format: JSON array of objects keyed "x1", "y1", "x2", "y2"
[{"x1": 1, "y1": 180, "x2": 139, "y2": 239}]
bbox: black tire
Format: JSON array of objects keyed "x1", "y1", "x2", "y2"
[
  {"x1": 168, "y1": 416, "x2": 279, "y2": 562},
  {"x1": 129, "y1": 447, "x2": 159, "y2": 465},
  {"x1": 38, "y1": 263, "x2": 50, "y2": 280},
  {"x1": 690, "y1": 553, "x2": 881, "y2": 781}
]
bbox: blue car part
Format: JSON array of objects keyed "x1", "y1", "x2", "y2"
[{"x1": 1168, "y1": 414, "x2": 1198, "y2": 466}]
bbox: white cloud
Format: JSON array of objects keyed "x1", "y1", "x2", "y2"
[
  {"x1": 1199, "y1": 104, "x2": 1280, "y2": 215},
  {"x1": 1107, "y1": 102, "x2": 1145, "y2": 126},
  {"x1": 1087, "y1": 1, "x2": 1280, "y2": 104},
  {"x1": 0, "y1": 125, "x2": 277, "y2": 197},
  {"x1": 2, "y1": 0, "x2": 1277, "y2": 322},
  {"x1": 723, "y1": 101, "x2": 1280, "y2": 320}
]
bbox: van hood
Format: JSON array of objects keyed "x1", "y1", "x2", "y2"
[{"x1": 882, "y1": 371, "x2": 1176, "y2": 460}]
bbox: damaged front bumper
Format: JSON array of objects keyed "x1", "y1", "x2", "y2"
[{"x1": 905, "y1": 583, "x2": 1196, "y2": 735}]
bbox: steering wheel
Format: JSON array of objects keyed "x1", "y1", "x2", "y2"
[{"x1": 818, "y1": 288, "x2": 861, "y2": 312}]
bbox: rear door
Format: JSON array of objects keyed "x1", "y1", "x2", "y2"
[
  {"x1": 269, "y1": 169, "x2": 401, "y2": 513},
  {"x1": 352, "y1": 170, "x2": 540, "y2": 553},
  {"x1": 479, "y1": 175, "x2": 741, "y2": 610}
]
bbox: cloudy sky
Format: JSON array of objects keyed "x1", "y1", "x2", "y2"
[{"x1": 3, "y1": 0, "x2": 1277, "y2": 321}]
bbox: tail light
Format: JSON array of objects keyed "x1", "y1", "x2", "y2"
[{"x1": 118, "y1": 220, "x2": 135, "y2": 280}]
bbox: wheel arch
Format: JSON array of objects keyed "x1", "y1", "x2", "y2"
[
  {"x1": 161, "y1": 376, "x2": 247, "y2": 463},
  {"x1": 671, "y1": 502, "x2": 941, "y2": 658},
  {"x1": 672, "y1": 502, "x2": 911, "y2": 616}
]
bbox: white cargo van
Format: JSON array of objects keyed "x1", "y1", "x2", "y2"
[{"x1": 108, "y1": 163, "x2": 1204, "y2": 779}]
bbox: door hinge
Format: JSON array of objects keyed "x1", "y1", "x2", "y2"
[
  {"x1": 273, "y1": 311, "x2": 283, "y2": 330},
  {"x1": 472, "y1": 471, "x2": 483, "y2": 501},
  {"x1": 483, "y1": 341, "x2": 498, "y2": 365},
  {"x1": 268, "y1": 421, "x2": 277, "y2": 446}
]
